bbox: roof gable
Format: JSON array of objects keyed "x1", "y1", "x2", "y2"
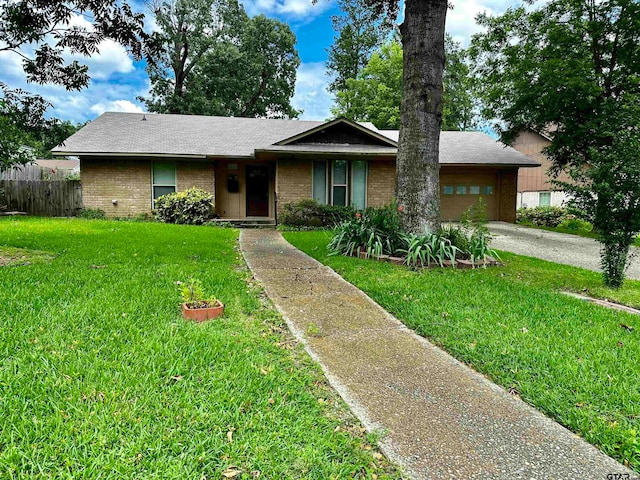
[{"x1": 275, "y1": 118, "x2": 398, "y2": 147}]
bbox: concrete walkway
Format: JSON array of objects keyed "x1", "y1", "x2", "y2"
[
  {"x1": 240, "y1": 230, "x2": 637, "y2": 480},
  {"x1": 489, "y1": 222, "x2": 640, "y2": 280}
]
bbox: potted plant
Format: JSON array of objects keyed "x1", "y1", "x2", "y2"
[{"x1": 179, "y1": 278, "x2": 224, "y2": 322}]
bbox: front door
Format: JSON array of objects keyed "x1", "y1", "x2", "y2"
[{"x1": 246, "y1": 165, "x2": 270, "y2": 217}]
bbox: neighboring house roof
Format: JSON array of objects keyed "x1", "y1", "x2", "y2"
[
  {"x1": 34, "y1": 159, "x2": 80, "y2": 170},
  {"x1": 52, "y1": 112, "x2": 540, "y2": 167}
]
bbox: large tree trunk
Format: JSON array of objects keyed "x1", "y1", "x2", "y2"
[{"x1": 397, "y1": 0, "x2": 447, "y2": 233}]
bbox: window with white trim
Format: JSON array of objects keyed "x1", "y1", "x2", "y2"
[
  {"x1": 539, "y1": 191, "x2": 551, "y2": 206},
  {"x1": 152, "y1": 163, "x2": 176, "y2": 207},
  {"x1": 312, "y1": 160, "x2": 367, "y2": 209}
]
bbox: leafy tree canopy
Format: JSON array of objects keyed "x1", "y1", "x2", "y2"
[
  {"x1": 0, "y1": 0, "x2": 147, "y2": 169},
  {"x1": 326, "y1": 0, "x2": 392, "y2": 94},
  {"x1": 470, "y1": 0, "x2": 640, "y2": 286},
  {"x1": 142, "y1": 0, "x2": 300, "y2": 118},
  {"x1": 332, "y1": 37, "x2": 477, "y2": 131}
]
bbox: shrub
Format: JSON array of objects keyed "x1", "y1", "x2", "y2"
[
  {"x1": 438, "y1": 223, "x2": 470, "y2": 258},
  {"x1": 327, "y1": 202, "x2": 403, "y2": 257},
  {"x1": 279, "y1": 199, "x2": 355, "y2": 228},
  {"x1": 557, "y1": 216, "x2": 593, "y2": 233},
  {"x1": 516, "y1": 206, "x2": 567, "y2": 227},
  {"x1": 155, "y1": 188, "x2": 214, "y2": 225},
  {"x1": 77, "y1": 207, "x2": 106, "y2": 219},
  {"x1": 398, "y1": 232, "x2": 459, "y2": 268},
  {"x1": 460, "y1": 198, "x2": 499, "y2": 264}
]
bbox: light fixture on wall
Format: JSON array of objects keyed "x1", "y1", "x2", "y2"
[{"x1": 112, "y1": 199, "x2": 118, "y2": 205}]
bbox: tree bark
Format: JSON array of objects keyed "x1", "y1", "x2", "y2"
[{"x1": 396, "y1": 0, "x2": 447, "y2": 233}]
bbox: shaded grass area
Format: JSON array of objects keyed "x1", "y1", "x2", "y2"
[
  {"x1": 0, "y1": 218, "x2": 400, "y2": 479},
  {"x1": 0, "y1": 246, "x2": 56, "y2": 266},
  {"x1": 285, "y1": 230, "x2": 640, "y2": 471}
]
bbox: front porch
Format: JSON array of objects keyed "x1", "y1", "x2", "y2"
[{"x1": 214, "y1": 160, "x2": 276, "y2": 220}]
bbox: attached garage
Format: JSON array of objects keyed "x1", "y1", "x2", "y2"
[{"x1": 439, "y1": 167, "x2": 518, "y2": 222}]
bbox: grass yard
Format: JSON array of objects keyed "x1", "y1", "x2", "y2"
[
  {"x1": 0, "y1": 218, "x2": 400, "y2": 479},
  {"x1": 517, "y1": 223, "x2": 640, "y2": 247},
  {"x1": 284, "y1": 230, "x2": 640, "y2": 472}
]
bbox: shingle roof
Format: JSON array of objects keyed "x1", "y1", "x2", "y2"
[
  {"x1": 52, "y1": 112, "x2": 539, "y2": 167},
  {"x1": 378, "y1": 130, "x2": 539, "y2": 166},
  {"x1": 53, "y1": 112, "x2": 325, "y2": 158}
]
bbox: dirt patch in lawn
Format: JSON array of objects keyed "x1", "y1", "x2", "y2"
[{"x1": 0, "y1": 246, "x2": 56, "y2": 267}]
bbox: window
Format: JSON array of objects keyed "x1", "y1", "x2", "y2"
[
  {"x1": 312, "y1": 161, "x2": 327, "y2": 204},
  {"x1": 351, "y1": 160, "x2": 367, "y2": 210},
  {"x1": 456, "y1": 185, "x2": 467, "y2": 195},
  {"x1": 152, "y1": 163, "x2": 176, "y2": 206},
  {"x1": 482, "y1": 185, "x2": 494, "y2": 195},
  {"x1": 470, "y1": 185, "x2": 480, "y2": 195},
  {"x1": 539, "y1": 192, "x2": 551, "y2": 206},
  {"x1": 332, "y1": 160, "x2": 348, "y2": 206},
  {"x1": 313, "y1": 160, "x2": 367, "y2": 208},
  {"x1": 443, "y1": 185, "x2": 454, "y2": 195}
]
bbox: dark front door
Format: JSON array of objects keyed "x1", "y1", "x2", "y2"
[{"x1": 246, "y1": 166, "x2": 270, "y2": 217}]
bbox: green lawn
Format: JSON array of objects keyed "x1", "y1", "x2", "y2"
[
  {"x1": 284, "y1": 230, "x2": 640, "y2": 472},
  {"x1": 0, "y1": 218, "x2": 399, "y2": 479},
  {"x1": 517, "y1": 222, "x2": 640, "y2": 247}
]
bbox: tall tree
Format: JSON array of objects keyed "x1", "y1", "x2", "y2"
[
  {"x1": 143, "y1": 0, "x2": 244, "y2": 114},
  {"x1": 0, "y1": 0, "x2": 147, "y2": 169},
  {"x1": 181, "y1": 15, "x2": 299, "y2": 118},
  {"x1": 470, "y1": 0, "x2": 640, "y2": 287},
  {"x1": 338, "y1": 0, "x2": 448, "y2": 233},
  {"x1": 332, "y1": 37, "x2": 476, "y2": 131},
  {"x1": 143, "y1": 0, "x2": 299, "y2": 118},
  {"x1": 326, "y1": 0, "x2": 392, "y2": 94}
]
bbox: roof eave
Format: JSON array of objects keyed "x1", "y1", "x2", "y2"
[
  {"x1": 254, "y1": 148, "x2": 397, "y2": 157},
  {"x1": 442, "y1": 162, "x2": 541, "y2": 168},
  {"x1": 273, "y1": 117, "x2": 398, "y2": 147}
]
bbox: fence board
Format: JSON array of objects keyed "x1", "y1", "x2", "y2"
[
  {"x1": 0, "y1": 164, "x2": 72, "y2": 181},
  {"x1": 0, "y1": 180, "x2": 83, "y2": 216}
]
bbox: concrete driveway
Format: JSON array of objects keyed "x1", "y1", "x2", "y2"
[{"x1": 489, "y1": 222, "x2": 640, "y2": 280}]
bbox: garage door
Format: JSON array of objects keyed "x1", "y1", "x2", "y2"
[{"x1": 440, "y1": 172, "x2": 498, "y2": 221}]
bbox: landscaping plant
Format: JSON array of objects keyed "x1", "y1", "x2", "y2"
[
  {"x1": 179, "y1": 277, "x2": 213, "y2": 309},
  {"x1": 155, "y1": 187, "x2": 214, "y2": 225},
  {"x1": 516, "y1": 206, "x2": 567, "y2": 227},
  {"x1": 328, "y1": 199, "x2": 498, "y2": 266},
  {"x1": 398, "y1": 232, "x2": 459, "y2": 268},
  {"x1": 77, "y1": 207, "x2": 106, "y2": 219},
  {"x1": 279, "y1": 199, "x2": 356, "y2": 228},
  {"x1": 327, "y1": 202, "x2": 403, "y2": 257}
]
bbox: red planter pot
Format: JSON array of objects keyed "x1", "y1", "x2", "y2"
[{"x1": 182, "y1": 300, "x2": 224, "y2": 322}]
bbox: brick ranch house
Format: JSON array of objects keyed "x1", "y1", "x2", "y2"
[{"x1": 52, "y1": 112, "x2": 539, "y2": 223}]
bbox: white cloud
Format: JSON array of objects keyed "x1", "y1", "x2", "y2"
[
  {"x1": 292, "y1": 62, "x2": 333, "y2": 121},
  {"x1": 243, "y1": 0, "x2": 333, "y2": 19},
  {"x1": 90, "y1": 100, "x2": 145, "y2": 116},
  {"x1": 69, "y1": 40, "x2": 135, "y2": 80},
  {"x1": 446, "y1": 0, "x2": 520, "y2": 45}
]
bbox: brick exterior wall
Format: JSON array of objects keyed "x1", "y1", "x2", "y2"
[
  {"x1": 81, "y1": 157, "x2": 152, "y2": 216},
  {"x1": 177, "y1": 162, "x2": 215, "y2": 203},
  {"x1": 498, "y1": 169, "x2": 518, "y2": 223},
  {"x1": 276, "y1": 158, "x2": 312, "y2": 215},
  {"x1": 367, "y1": 160, "x2": 396, "y2": 207},
  {"x1": 81, "y1": 157, "x2": 215, "y2": 217}
]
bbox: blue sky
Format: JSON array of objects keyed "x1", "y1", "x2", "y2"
[{"x1": 0, "y1": 0, "x2": 519, "y2": 124}]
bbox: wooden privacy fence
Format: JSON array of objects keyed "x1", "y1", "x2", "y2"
[
  {"x1": 0, "y1": 180, "x2": 82, "y2": 216},
  {"x1": 0, "y1": 163, "x2": 73, "y2": 180}
]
